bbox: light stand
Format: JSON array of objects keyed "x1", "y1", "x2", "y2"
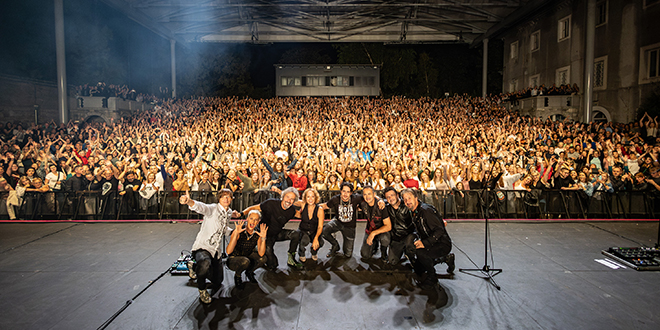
[{"x1": 459, "y1": 162, "x2": 502, "y2": 290}]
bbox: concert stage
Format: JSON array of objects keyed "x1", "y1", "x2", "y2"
[{"x1": 0, "y1": 220, "x2": 658, "y2": 330}]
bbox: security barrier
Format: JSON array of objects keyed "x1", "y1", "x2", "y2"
[{"x1": 1, "y1": 189, "x2": 656, "y2": 220}]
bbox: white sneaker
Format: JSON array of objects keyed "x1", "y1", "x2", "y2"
[
  {"x1": 299, "y1": 256, "x2": 307, "y2": 262},
  {"x1": 311, "y1": 255, "x2": 318, "y2": 261}
]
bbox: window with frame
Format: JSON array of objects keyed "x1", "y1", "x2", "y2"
[
  {"x1": 509, "y1": 78, "x2": 518, "y2": 93},
  {"x1": 644, "y1": 0, "x2": 659, "y2": 9},
  {"x1": 648, "y1": 48, "x2": 659, "y2": 79},
  {"x1": 556, "y1": 66, "x2": 570, "y2": 85},
  {"x1": 510, "y1": 41, "x2": 519, "y2": 59},
  {"x1": 530, "y1": 31, "x2": 540, "y2": 52},
  {"x1": 594, "y1": 56, "x2": 607, "y2": 89},
  {"x1": 558, "y1": 15, "x2": 571, "y2": 41},
  {"x1": 529, "y1": 74, "x2": 540, "y2": 88},
  {"x1": 596, "y1": 1, "x2": 607, "y2": 26}
]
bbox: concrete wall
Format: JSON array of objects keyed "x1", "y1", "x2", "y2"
[
  {"x1": 0, "y1": 75, "x2": 73, "y2": 125},
  {"x1": 502, "y1": 0, "x2": 660, "y2": 123}
]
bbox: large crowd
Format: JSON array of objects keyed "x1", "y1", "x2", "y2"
[{"x1": 0, "y1": 94, "x2": 659, "y2": 219}]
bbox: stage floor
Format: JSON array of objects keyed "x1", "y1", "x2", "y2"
[{"x1": 0, "y1": 220, "x2": 659, "y2": 330}]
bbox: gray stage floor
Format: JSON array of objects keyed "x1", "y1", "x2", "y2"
[{"x1": 1, "y1": 220, "x2": 659, "y2": 330}]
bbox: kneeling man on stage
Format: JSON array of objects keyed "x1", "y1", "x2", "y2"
[
  {"x1": 226, "y1": 210, "x2": 268, "y2": 289},
  {"x1": 401, "y1": 189, "x2": 455, "y2": 288},
  {"x1": 180, "y1": 189, "x2": 239, "y2": 304}
]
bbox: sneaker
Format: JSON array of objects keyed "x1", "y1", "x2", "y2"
[
  {"x1": 234, "y1": 275, "x2": 245, "y2": 289},
  {"x1": 299, "y1": 256, "x2": 307, "y2": 262},
  {"x1": 198, "y1": 289, "x2": 211, "y2": 304},
  {"x1": 245, "y1": 271, "x2": 257, "y2": 283},
  {"x1": 287, "y1": 252, "x2": 303, "y2": 268},
  {"x1": 187, "y1": 261, "x2": 197, "y2": 280},
  {"x1": 446, "y1": 253, "x2": 456, "y2": 274},
  {"x1": 311, "y1": 255, "x2": 318, "y2": 261}
]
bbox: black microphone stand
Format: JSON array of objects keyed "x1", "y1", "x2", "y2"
[{"x1": 459, "y1": 159, "x2": 502, "y2": 290}]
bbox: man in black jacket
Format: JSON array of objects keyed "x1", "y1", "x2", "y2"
[{"x1": 401, "y1": 188, "x2": 454, "y2": 288}]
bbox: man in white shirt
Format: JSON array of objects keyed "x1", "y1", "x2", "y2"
[{"x1": 180, "y1": 188, "x2": 240, "y2": 304}]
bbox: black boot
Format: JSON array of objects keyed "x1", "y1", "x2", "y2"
[
  {"x1": 446, "y1": 253, "x2": 455, "y2": 274},
  {"x1": 234, "y1": 275, "x2": 245, "y2": 289}
]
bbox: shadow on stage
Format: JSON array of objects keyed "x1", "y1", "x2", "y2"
[{"x1": 183, "y1": 255, "x2": 454, "y2": 329}]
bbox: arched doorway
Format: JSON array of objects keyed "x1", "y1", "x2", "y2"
[
  {"x1": 85, "y1": 115, "x2": 106, "y2": 124},
  {"x1": 592, "y1": 106, "x2": 611, "y2": 123}
]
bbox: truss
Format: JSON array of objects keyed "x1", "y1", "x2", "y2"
[{"x1": 102, "y1": 0, "x2": 531, "y2": 44}]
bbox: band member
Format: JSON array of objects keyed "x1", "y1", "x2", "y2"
[
  {"x1": 383, "y1": 187, "x2": 416, "y2": 266},
  {"x1": 321, "y1": 182, "x2": 385, "y2": 258},
  {"x1": 179, "y1": 189, "x2": 240, "y2": 304},
  {"x1": 226, "y1": 210, "x2": 268, "y2": 289},
  {"x1": 359, "y1": 186, "x2": 391, "y2": 261},
  {"x1": 401, "y1": 189, "x2": 455, "y2": 288},
  {"x1": 240, "y1": 187, "x2": 303, "y2": 270},
  {"x1": 297, "y1": 188, "x2": 324, "y2": 261}
]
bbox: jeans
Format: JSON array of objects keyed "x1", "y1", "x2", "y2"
[
  {"x1": 388, "y1": 233, "x2": 416, "y2": 265},
  {"x1": 226, "y1": 252, "x2": 266, "y2": 277},
  {"x1": 193, "y1": 249, "x2": 223, "y2": 290},
  {"x1": 322, "y1": 219, "x2": 356, "y2": 257},
  {"x1": 298, "y1": 229, "x2": 324, "y2": 257},
  {"x1": 265, "y1": 229, "x2": 299, "y2": 270},
  {"x1": 414, "y1": 243, "x2": 451, "y2": 278},
  {"x1": 360, "y1": 231, "x2": 391, "y2": 259}
]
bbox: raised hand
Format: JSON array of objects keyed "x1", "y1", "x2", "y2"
[
  {"x1": 234, "y1": 220, "x2": 246, "y2": 235},
  {"x1": 179, "y1": 190, "x2": 191, "y2": 205},
  {"x1": 257, "y1": 223, "x2": 268, "y2": 239}
]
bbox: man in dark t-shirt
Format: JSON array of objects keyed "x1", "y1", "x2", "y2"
[
  {"x1": 359, "y1": 186, "x2": 391, "y2": 261},
  {"x1": 240, "y1": 187, "x2": 303, "y2": 270},
  {"x1": 321, "y1": 182, "x2": 363, "y2": 258}
]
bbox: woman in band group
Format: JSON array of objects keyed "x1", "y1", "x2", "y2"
[{"x1": 297, "y1": 188, "x2": 324, "y2": 261}]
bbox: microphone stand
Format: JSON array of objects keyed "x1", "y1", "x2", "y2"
[{"x1": 459, "y1": 159, "x2": 502, "y2": 290}]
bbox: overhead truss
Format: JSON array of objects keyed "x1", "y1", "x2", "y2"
[{"x1": 102, "y1": 0, "x2": 530, "y2": 44}]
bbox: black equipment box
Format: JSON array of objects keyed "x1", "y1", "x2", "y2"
[{"x1": 602, "y1": 247, "x2": 660, "y2": 271}]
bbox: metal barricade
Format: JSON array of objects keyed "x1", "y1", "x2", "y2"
[{"x1": 9, "y1": 188, "x2": 657, "y2": 220}]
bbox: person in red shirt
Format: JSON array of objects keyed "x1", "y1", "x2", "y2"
[
  {"x1": 289, "y1": 168, "x2": 308, "y2": 194},
  {"x1": 402, "y1": 170, "x2": 419, "y2": 189}
]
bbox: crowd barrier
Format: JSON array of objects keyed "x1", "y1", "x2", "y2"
[{"x1": 0, "y1": 189, "x2": 656, "y2": 221}]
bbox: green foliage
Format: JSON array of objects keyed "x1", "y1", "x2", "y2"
[{"x1": 178, "y1": 45, "x2": 254, "y2": 97}]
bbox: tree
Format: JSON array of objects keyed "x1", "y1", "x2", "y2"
[{"x1": 335, "y1": 43, "x2": 417, "y2": 97}]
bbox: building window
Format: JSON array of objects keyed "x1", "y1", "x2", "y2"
[
  {"x1": 596, "y1": 1, "x2": 608, "y2": 26},
  {"x1": 529, "y1": 74, "x2": 540, "y2": 88},
  {"x1": 530, "y1": 31, "x2": 540, "y2": 52},
  {"x1": 644, "y1": 0, "x2": 659, "y2": 9},
  {"x1": 649, "y1": 48, "x2": 659, "y2": 78},
  {"x1": 558, "y1": 15, "x2": 571, "y2": 41},
  {"x1": 510, "y1": 41, "x2": 519, "y2": 59},
  {"x1": 594, "y1": 56, "x2": 607, "y2": 89},
  {"x1": 509, "y1": 78, "x2": 518, "y2": 93},
  {"x1": 355, "y1": 76, "x2": 362, "y2": 86},
  {"x1": 556, "y1": 65, "x2": 570, "y2": 85},
  {"x1": 366, "y1": 76, "x2": 376, "y2": 86}
]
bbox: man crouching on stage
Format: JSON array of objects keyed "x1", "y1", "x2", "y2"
[
  {"x1": 179, "y1": 188, "x2": 240, "y2": 304},
  {"x1": 226, "y1": 210, "x2": 268, "y2": 289},
  {"x1": 401, "y1": 188, "x2": 455, "y2": 289}
]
